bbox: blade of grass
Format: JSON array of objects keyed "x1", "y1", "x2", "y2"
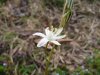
[{"x1": 59, "y1": 0, "x2": 73, "y2": 28}]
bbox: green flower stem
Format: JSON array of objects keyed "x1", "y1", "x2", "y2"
[
  {"x1": 45, "y1": 42, "x2": 49, "y2": 55},
  {"x1": 45, "y1": 44, "x2": 55, "y2": 75}
]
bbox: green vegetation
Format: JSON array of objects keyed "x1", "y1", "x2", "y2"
[
  {"x1": 19, "y1": 64, "x2": 36, "y2": 75},
  {"x1": 72, "y1": 49, "x2": 100, "y2": 75},
  {"x1": 0, "y1": 0, "x2": 7, "y2": 6}
]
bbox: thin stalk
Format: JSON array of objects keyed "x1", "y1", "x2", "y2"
[
  {"x1": 44, "y1": 45, "x2": 55, "y2": 75},
  {"x1": 14, "y1": 63, "x2": 18, "y2": 75},
  {"x1": 45, "y1": 42, "x2": 49, "y2": 55},
  {"x1": 10, "y1": 55, "x2": 14, "y2": 64}
]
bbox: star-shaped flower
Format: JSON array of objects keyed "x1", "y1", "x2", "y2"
[{"x1": 33, "y1": 27, "x2": 66, "y2": 47}]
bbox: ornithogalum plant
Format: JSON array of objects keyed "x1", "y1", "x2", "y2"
[
  {"x1": 33, "y1": 27, "x2": 66, "y2": 47},
  {"x1": 33, "y1": 0, "x2": 73, "y2": 74},
  {"x1": 33, "y1": 26, "x2": 66, "y2": 75}
]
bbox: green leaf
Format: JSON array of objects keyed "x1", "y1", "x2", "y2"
[
  {"x1": 3, "y1": 32, "x2": 17, "y2": 42},
  {"x1": 55, "y1": 68, "x2": 69, "y2": 75},
  {"x1": 19, "y1": 64, "x2": 36, "y2": 75},
  {"x1": 0, "y1": 65, "x2": 4, "y2": 71},
  {"x1": 0, "y1": 0, "x2": 7, "y2": 6}
]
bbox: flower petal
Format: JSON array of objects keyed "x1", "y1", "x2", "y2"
[
  {"x1": 45, "y1": 27, "x2": 54, "y2": 36},
  {"x1": 54, "y1": 35, "x2": 66, "y2": 40},
  {"x1": 55, "y1": 28, "x2": 63, "y2": 36},
  {"x1": 51, "y1": 41, "x2": 61, "y2": 45},
  {"x1": 33, "y1": 32, "x2": 45, "y2": 37},
  {"x1": 45, "y1": 27, "x2": 50, "y2": 36},
  {"x1": 37, "y1": 38, "x2": 48, "y2": 47}
]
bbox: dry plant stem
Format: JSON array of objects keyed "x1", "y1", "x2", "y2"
[
  {"x1": 10, "y1": 55, "x2": 14, "y2": 64},
  {"x1": 14, "y1": 63, "x2": 18, "y2": 75},
  {"x1": 45, "y1": 44, "x2": 55, "y2": 75}
]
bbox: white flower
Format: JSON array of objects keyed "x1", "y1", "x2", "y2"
[{"x1": 33, "y1": 27, "x2": 66, "y2": 47}]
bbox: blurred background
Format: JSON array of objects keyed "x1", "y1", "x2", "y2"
[{"x1": 0, "y1": 0, "x2": 100, "y2": 75}]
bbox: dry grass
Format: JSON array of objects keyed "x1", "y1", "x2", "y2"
[{"x1": 0, "y1": 0, "x2": 100, "y2": 75}]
